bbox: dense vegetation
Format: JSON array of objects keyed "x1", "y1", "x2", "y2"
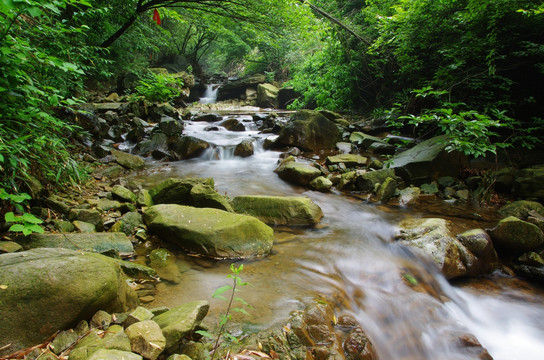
[{"x1": 1, "y1": 0, "x2": 543, "y2": 195}]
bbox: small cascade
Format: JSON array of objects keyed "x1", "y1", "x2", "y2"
[
  {"x1": 200, "y1": 145, "x2": 236, "y2": 160},
  {"x1": 199, "y1": 84, "x2": 219, "y2": 104}
]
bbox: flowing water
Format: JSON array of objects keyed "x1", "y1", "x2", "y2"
[
  {"x1": 199, "y1": 84, "x2": 219, "y2": 104},
  {"x1": 134, "y1": 110, "x2": 544, "y2": 360}
]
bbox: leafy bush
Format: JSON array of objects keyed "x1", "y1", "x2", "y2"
[
  {"x1": 134, "y1": 72, "x2": 184, "y2": 103},
  {"x1": 0, "y1": 189, "x2": 44, "y2": 235}
]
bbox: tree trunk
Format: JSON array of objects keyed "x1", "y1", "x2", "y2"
[{"x1": 100, "y1": 14, "x2": 139, "y2": 48}]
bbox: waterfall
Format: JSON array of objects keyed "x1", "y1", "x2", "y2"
[{"x1": 199, "y1": 84, "x2": 219, "y2": 104}]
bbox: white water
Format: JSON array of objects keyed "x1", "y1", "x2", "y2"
[
  {"x1": 138, "y1": 110, "x2": 544, "y2": 360},
  {"x1": 199, "y1": 84, "x2": 219, "y2": 104}
]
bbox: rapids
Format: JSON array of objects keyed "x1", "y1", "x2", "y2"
[{"x1": 133, "y1": 109, "x2": 544, "y2": 360}]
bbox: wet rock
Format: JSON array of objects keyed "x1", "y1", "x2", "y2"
[
  {"x1": 217, "y1": 74, "x2": 266, "y2": 101},
  {"x1": 19, "y1": 233, "x2": 134, "y2": 255},
  {"x1": 134, "y1": 133, "x2": 169, "y2": 157},
  {"x1": 232, "y1": 195, "x2": 323, "y2": 225},
  {"x1": 221, "y1": 118, "x2": 246, "y2": 131},
  {"x1": 273, "y1": 110, "x2": 342, "y2": 152},
  {"x1": 349, "y1": 132, "x2": 389, "y2": 150},
  {"x1": 0, "y1": 248, "x2": 138, "y2": 356},
  {"x1": 152, "y1": 300, "x2": 210, "y2": 353},
  {"x1": 257, "y1": 83, "x2": 279, "y2": 108},
  {"x1": 310, "y1": 176, "x2": 333, "y2": 192},
  {"x1": 275, "y1": 161, "x2": 322, "y2": 186},
  {"x1": 111, "y1": 149, "x2": 145, "y2": 170},
  {"x1": 518, "y1": 251, "x2": 544, "y2": 267},
  {"x1": 118, "y1": 261, "x2": 157, "y2": 279},
  {"x1": 488, "y1": 216, "x2": 544, "y2": 255},
  {"x1": 498, "y1": 200, "x2": 544, "y2": 220},
  {"x1": 234, "y1": 139, "x2": 254, "y2": 157},
  {"x1": 278, "y1": 87, "x2": 300, "y2": 109},
  {"x1": 149, "y1": 177, "x2": 215, "y2": 205},
  {"x1": 125, "y1": 320, "x2": 166, "y2": 360},
  {"x1": 159, "y1": 115, "x2": 184, "y2": 136},
  {"x1": 421, "y1": 182, "x2": 439, "y2": 194},
  {"x1": 513, "y1": 165, "x2": 544, "y2": 200},
  {"x1": 112, "y1": 185, "x2": 138, "y2": 203},
  {"x1": 377, "y1": 177, "x2": 397, "y2": 202},
  {"x1": 110, "y1": 212, "x2": 144, "y2": 236},
  {"x1": 192, "y1": 113, "x2": 222, "y2": 122},
  {"x1": 368, "y1": 141, "x2": 396, "y2": 155},
  {"x1": 325, "y1": 154, "x2": 368, "y2": 168},
  {"x1": 73, "y1": 220, "x2": 97, "y2": 233},
  {"x1": 388, "y1": 135, "x2": 468, "y2": 185},
  {"x1": 398, "y1": 186, "x2": 421, "y2": 206},
  {"x1": 397, "y1": 218, "x2": 498, "y2": 279},
  {"x1": 354, "y1": 168, "x2": 396, "y2": 193},
  {"x1": 143, "y1": 204, "x2": 273, "y2": 259},
  {"x1": 0, "y1": 240, "x2": 23, "y2": 253},
  {"x1": 169, "y1": 136, "x2": 210, "y2": 160},
  {"x1": 148, "y1": 248, "x2": 182, "y2": 283},
  {"x1": 189, "y1": 183, "x2": 233, "y2": 212}
]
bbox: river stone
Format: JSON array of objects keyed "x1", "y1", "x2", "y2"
[
  {"x1": 125, "y1": 320, "x2": 166, "y2": 360},
  {"x1": 68, "y1": 208, "x2": 104, "y2": 230},
  {"x1": 152, "y1": 300, "x2": 209, "y2": 353},
  {"x1": 234, "y1": 139, "x2": 254, "y2": 157},
  {"x1": 189, "y1": 183, "x2": 234, "y2": 212},
  {"x1": 388, "y1": 135, "x2": 468, "y2": 185},
  {"x1": 134, "y1": 133, "x2": 169, "y2": 157},
  {"x1": 45, "y1": 195, "x2": 72, "y2": 215},
  {"x1": 257, "y1": 83, "x2": 279, "y2": 108},
  {"x1": 273, "y1": 110, "x2": 341, "y2": 152},
  {"x1": 90, "y1": 310, "x2": 113, "y2": 329},
  {"x1": 18, "y1": 233, "x2": 134, "y2": 255},
  {"x1": 456, "y1": 229, "x2": 499, "y2": 276},
  {"x1": 398, "y1": 186, "x2": 421, "y2": 206},
  {"x1": 118, "y1": 261, "x2": 157, "y2": 279},
  {"x1": 88, "y1": 349, "x2": 142, "y2": 360},
  {"x1": 111, "y1": 149, "x2": 145, "y2": 170},
  {"x1": 488, "y1": 216, "x2": 544, "y2": 255},
  {"x1": 69, "y1": 326, "x2": 133, "y2": 360},
  {"x1": 0, "y1": 248, "x2": 138, "y2": 356},
  {"x1": 513, "y1": 165, "x2": 544, "y2": 200},
  {"x1": 221, "y1": 118, "x2": 246, "y2": 131},
  {"x1": 310, "y1": 176, "x2": 333, "y2": 192},
  {"x1": 0, "y1": 240, "x2": 23, "y2": 253},
  {"x1": 148, "y1": 248, "x2": 182, "y2": 283},
  {"x1": 354, "y1": 168, "x2": 396, "y2": 193},
  {"x1": 110, "y1": 212, "x2": 144, "y2": 236},
  {"x1": 149, "y1": 177, "x2": 215, "y2": 205},
  {"x1": 143, "y1": 204, "x2": 274, "y2": 259},
  {"x1": 232, "y1": 196, "x2": 324, "y2": 226},
  {"x1": 170, "y1": 136, "x2": 210, "y2": 160},
  {"x1": 325, "y1": 154, "x2": 368, "y2": 167},
  {"x1": 159, "y1": 115, "x2": 184, "y2": 136},
  {"x1": 192, "y1": 113, "x2": 222, "y2": 122},
  {"x1": 137, "y1": 189, "x2": 154, "y2": 208},
  {"x1": 349, "y1": 132, "x2": 388, "y2": 149},
  {"x1": 124, "y1": 307, "x2": 155, "y2": 327},
  {"x1": 50, "y1": 329, "x2": 79, "y2": 355},
  {"x1": 167, "y1": 355, "x2": 192, "y2": 360},
  {"x1": 275, "y1": 161, "x2": 322, "y2": 186},
  {"x1": 73, "y1": 220, "x2": 97, "y2": 233},
  {"x1": 377, "y1": 177, "x2": 397, "y2": 202},
  {"x1": 397, "y1": 218, "x2": 484, "y2": 279},
  {"x1": 98, "y1": 198, "x2": 122, "y2": 211},
  {"x1": 112, "y1": 185, "x2": 138, "y2": 203},
  {"x1": 498, "y1": 200, "x2": 544, "y2": 220}
]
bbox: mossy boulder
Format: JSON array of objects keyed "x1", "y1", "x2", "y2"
[
  {"x1": 498, "y1": 200, "x2": 544, "y2": 220},
  {"x1": 513, "y1": 165, "x2": 544, "y2": 200},
  {"x1": 488, "y1": 216, "x2": 544, "y2": 255},
  {"x1": 325, "y1": 154, "x2": 368, "y2": 167},
  {"x1": 149, "y1": 178, "x2": 231, "y2": 211},
  {"x1": 169, "y1": 136, "x2": 210, "y2": 160},
  {"x1": 273, "y1": 110, "x2": 341, "y2": 152},
  {"x1": 275, "y1": 161, "x2": 322, "y2": 186},
  {"x1": 0, "y1": 248, "x2": 138, "y2": 356},
  {"x1": 18, "y1": 233, "x2": 134, "y2": 255},
  {"x1": 257, "y1": 83, "x2": 279, "y2": 108},
  {"x1": 68, "y1": 208, "x2": 104, "y2": 231},
  {"x1": 111, "y1": 185, "x2": 138, "y2": 203},
  {"x1": 110, "y1": 212, "x2": 144, "y2": 236},
  {"x1": 388, "y1": 135, "x2": 468, "y2": 185},
  {"x1": 152, "y1": 300, "x2": 209, "y2": 353},
  {"x1": 111, "y1": 149, "x2": 145, "y2": 170},
  {"x1": 354, "y1": 168, "x2": 396, "y2": 193},
  {"x1": 232, "y1": 196, "x2": 323, "y2": 226},
  {"x1": 310, "y1": 176, "x2": 333, "y2": 192},
  {"x1": 143, "y1": 204, "x2": 274, "y2": 259}
]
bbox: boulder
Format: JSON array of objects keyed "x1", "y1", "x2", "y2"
[
  {"x1": 133, "y1": 133, "x2": 169, "y2": 157},
  {"x1": 354, "y1": 168, "x2": 396, "y2": 193},
  {"x1": 221, "y1": 118, "x2": 245, "y2": 131},
  {"x1": 143, "y1": 204, "x2": 273, "y2": 259},
  {"x1": 488, "y1": 216, "x2": 544, "y2": 255},
  {"x1": 18, "y1": 233, "x2": 134, "y2": 255},
  {"x1": 325, "y1": 154, "x2": 368, "y2": 168},
  {"x1": 192, "y1": 113, "x2": 222, "y2": 122},
  {"x1": 398, "y1": 186, "x2": 421, "y2": 206},
  {"x1": 397, "y1": 218, "x2": 498, "y2": 279},
  {"x1": 149, "y1": 177, "x2": 214, "y2": 205},
  {"x1": 234, "y1": 139, "x2": 254, "y2": 157},
  {"x1": 125, "y1": 320, "x2": 166, "y2": 360},
  {"x1": 152, "y1": 300, "x2": 210, "y2": 353},
  {"x1": 277, "y1": 87, "x2": 300, "y2": 109},
  {"x1": 275, "y1": 161, "x2": 322, "y2": 186},
  {"x1": 377, "y1": 177, "x2": 397, "y2": 202},
  {"x1": 388, "y1": 135, "x2": 468, "y2": 185},
  {"x1": 0, "y1": 248, "x2": 137, "y2": 356},
  {"x1": 189, "y1": 183, "x2": 234, "y2": 211},
  {"x1": 273, "y1": 110, "x2": 342, "y2": 152},
  {"x1": 159, "y1": 115, "x2": 184, "y2": 136},
  {"x1": 124, "y1": 307, "x2": 155, "y2": 327},
  {"x1": 498, "y1": 200, "x2": 544, "y2": 220},
  {"x1": 112, "y1": 185, "x2": 138, "y2": 203},
  {"x1": 349, "y1": 132, "x2": 388, "y2": 149},
  {"x1": 310, "y1": 176, "x2": 333, "y2": 192},
  {"x1": 169, "y1": 136, "x2": 210, "y2": 160},
  {"x1": 257, "y1": 83, "x2": 279, "y2": 108},
  {"x1": 231, "y1": 196, "x2": 323, "y2": 226},
  {"x1": 111, "y1": 149, "x2": 145, "y2": 170},
  {"x1": 97, "y1": 198, "x2": 122, "y2": 212},
  {"x1": 137, "y1": 189, "x2": 154, "y2": 208},
  {"x1": 513, "y1": 165, "x2": 544, "y2": 200},
  {"x1": 217, "y1": 74, "x2": 266, "y2": 101}
]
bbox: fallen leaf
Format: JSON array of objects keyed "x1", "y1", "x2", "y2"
[
  {"x1": 0, "y1": 285, "x2": 7, "y2": 290},
  {"x1": 270, "y1": 350, "x2": 280, "y2": 359}
]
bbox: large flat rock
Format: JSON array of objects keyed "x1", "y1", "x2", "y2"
[{"x1": 18, "y1": 233, "x2": 134, "y2": 255}]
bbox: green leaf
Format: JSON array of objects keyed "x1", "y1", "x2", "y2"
[
  {"x1": 195, "y1": 330, "x2": 214, "y2": 339},
  {"x1": 22, "y1": 212, "x2": 43, "y2": 224},
  {"x1": 403, "y1": 274, "x2": 418, "y2": 286},
  {"x1": 4, "y1": 212, "x2": 18, "y2": 223},
  {"x1": 232, "y1": 308, "x2": 250, "y2": 316},
  {"x1": 8, "y1": 224, "x2": 25, "y2": 232},
  {"x1": 212, "y1": 285, "x2": 232, "y2": 299},
  {"x1": 26, "y1": 6, "x2": 43, "y2": 17},
  {"x1": 26, "y1": 224, "x2": 44, "y2": 233}
]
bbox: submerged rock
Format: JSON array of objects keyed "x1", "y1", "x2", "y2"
[
  {"x1": 0, "y1": 248, "x2": 138, "y2": 356},
  {"x1": 232, "y1": 195, "x2": 323, "y2": 225},
  {"x1": 143, "y1": 204, "x2": 274, "y2": 259}
]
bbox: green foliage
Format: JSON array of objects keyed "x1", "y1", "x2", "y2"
[
  {"x1": 0, "y1": 189, "x2": 44, "y2": 235},
  {"x1": 134, "y1": 71, "x2": 184, "y2": 103}
]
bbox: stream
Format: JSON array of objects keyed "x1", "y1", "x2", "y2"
[{"x1": 132, "y1": 106, "x2": 544, "y2": 360}]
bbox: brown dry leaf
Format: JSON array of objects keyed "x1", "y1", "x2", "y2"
[
  {"x1": 0, "y1": 285, "x2": 8, "y2": 290},
  {"x1": 270, "y1": 350, "x2": 280, "y2": 359},
  {"x1": 242, "y1": 350, "x2": 271, "y2": 358}
]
